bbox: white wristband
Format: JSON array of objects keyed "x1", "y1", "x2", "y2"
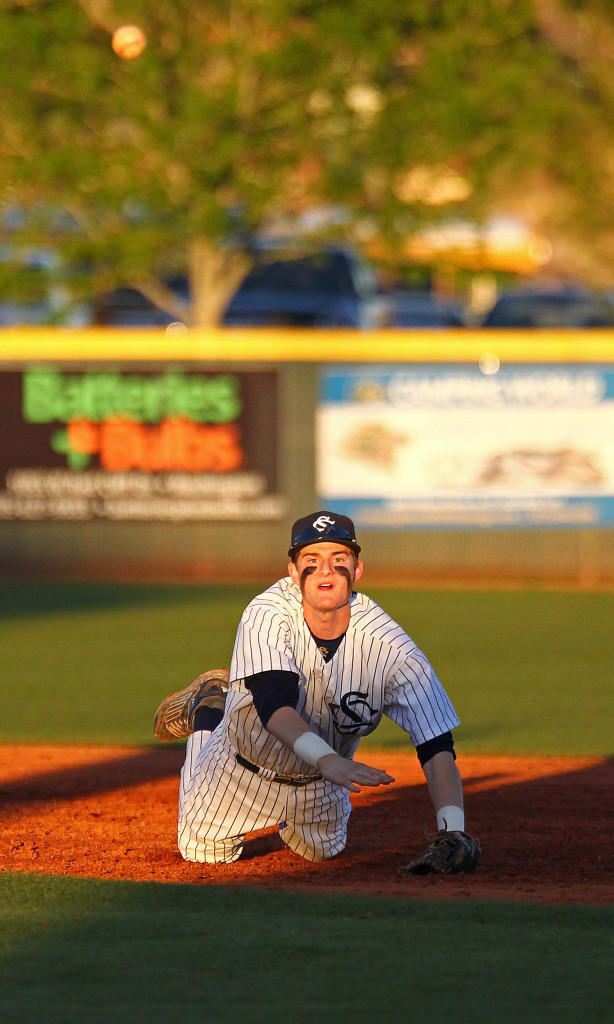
[
  {"x1": 293, "y1": 732, "x2": 336, "y2": 768},
  {"x1": 436, "y1": 805, "x2": 465, "y2": 832}
]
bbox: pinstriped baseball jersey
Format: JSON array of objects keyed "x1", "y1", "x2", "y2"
[
  {"x1": 176, "y1": 575, "x2": 460, "y2": 864},
  {"x1": 226, "y1": 576, "x2": 460, "y2": 774}
]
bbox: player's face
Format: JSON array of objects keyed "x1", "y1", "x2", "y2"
[{"x1": 288, "y1": 543, "x2": 363, "y2": 613}]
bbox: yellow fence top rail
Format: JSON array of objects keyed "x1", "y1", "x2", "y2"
[{"x1": 2, "y1": 326, "x2": 614, "y2": 363}]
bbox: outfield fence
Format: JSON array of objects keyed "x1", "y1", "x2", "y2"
[{"x1": 1, "y1": 327, "x2": 613, "y2": 586}]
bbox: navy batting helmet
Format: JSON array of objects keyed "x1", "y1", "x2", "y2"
[{"x1": 288, "y1": 511, "x2": 361, "y2": 559}]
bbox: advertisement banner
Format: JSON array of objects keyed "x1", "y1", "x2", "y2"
[
  {"x1": 317, "y1": 364, "x2": 614, "y2": 529},
  {"x1": 0, "y1": 367, "x2": 285, "y2": 521}
]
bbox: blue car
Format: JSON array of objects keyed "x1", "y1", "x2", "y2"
[{"x1": 482, "y1": 287, "x2": 614, "y2": 327}]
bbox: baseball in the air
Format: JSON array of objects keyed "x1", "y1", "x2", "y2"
[
  {"x1": 479, "y1": 352, "x2": 501, "y2": 375},
  {"x1": 111, "y1": 25, "x2": 147, "y2": 61}
]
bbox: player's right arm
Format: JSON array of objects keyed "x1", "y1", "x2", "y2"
[
  {"x1": 265, "y1": 704, "x2": 394, "y2": 793},
  {"x1": 246, "y1": 669, "x2": 394, "y2": 793}
]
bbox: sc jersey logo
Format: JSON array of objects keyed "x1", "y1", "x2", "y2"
[{"x1": 327, "y1": 691, "x2": 379, "y2": 735}]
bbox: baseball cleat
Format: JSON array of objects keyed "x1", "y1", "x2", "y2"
[{"x1": 153, "y1": 669, "x2": 229, "y2": 742}]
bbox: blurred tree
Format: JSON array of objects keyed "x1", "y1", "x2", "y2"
[{"x1": 1, "y1": 0, "x2": 614, "y2": 324}]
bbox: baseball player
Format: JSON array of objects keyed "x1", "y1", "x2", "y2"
[{"x1": 154, "y1": 511, "x2": 480, "y2": 872}]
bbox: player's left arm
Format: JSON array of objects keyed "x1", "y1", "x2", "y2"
[
  {"x1": 399, "y1": 743, "x2": 481, "y2": 875},
  {"x1": 421, "y1": 749, "x2": 465, "y2": 831}
]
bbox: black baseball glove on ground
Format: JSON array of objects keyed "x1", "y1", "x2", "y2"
[{"x1": 399, "y1": 830, "x2": 482, "y2": 876}]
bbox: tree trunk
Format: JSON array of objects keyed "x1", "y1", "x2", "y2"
[
  {"x1": 188, "y1": 236, "x2": 252, "y2": 327},
  {"x1": 134, "y1": 278, "x2": 190, "y2": 324}
]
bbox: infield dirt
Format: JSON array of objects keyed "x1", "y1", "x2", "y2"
[{"x1": 1, "y1": 745, "x2": 611, "y2": 906}]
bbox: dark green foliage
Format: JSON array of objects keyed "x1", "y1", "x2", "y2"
[{"x1": 2, "y1": 2, "x2": 614, "y2": 316}]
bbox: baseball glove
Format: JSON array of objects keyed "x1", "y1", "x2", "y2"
[{"x1": 398, "y1": 830, "x2": 481, "y2": 876}]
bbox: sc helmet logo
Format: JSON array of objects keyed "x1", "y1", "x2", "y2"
[
  {"x1": 328, "y1": 691, "x2": 379, "y2": 735},
  {"x1": 313, "y1": 515, "x2": 335, "y2": 532}
]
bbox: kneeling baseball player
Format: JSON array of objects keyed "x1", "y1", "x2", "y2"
[{"x1": 153, "y1": 511, "x2": 481, "y2": 875}]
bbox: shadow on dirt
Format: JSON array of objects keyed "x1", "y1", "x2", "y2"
[{"x1": 1, "y1": 746, "x2": 612, "y2": 904}]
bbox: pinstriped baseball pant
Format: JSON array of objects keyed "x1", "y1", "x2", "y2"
[{"x1": 177, "y1": 728, "x2": 351, "y2": 864}]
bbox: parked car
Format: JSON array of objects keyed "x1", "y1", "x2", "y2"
[
  {"x1": 382, "y1": 290, "x2": 468, "y2": 328},
  {"x1": 93, "y1": 246, "x2": 388, "y2": 329},
  {"x1": 92, "y1": 284, "x2": 179, "y2": 327},
  {"x1": 224, "y1": 246, "x2": 387, "y2": 328},
  {"x1": 482, "y1": 287, "x2": 614, "y2": 327}
]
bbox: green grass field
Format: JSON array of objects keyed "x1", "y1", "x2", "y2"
[
  {"x1": 0, "y1": 581, "x2": 611, "y2": 754},
  {"x1": 1, "y1": 582, "x2": 612, "y2": 1022},
  {"x1": 1, "y1": 874, "x2": 612, "y2": 1024}
]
